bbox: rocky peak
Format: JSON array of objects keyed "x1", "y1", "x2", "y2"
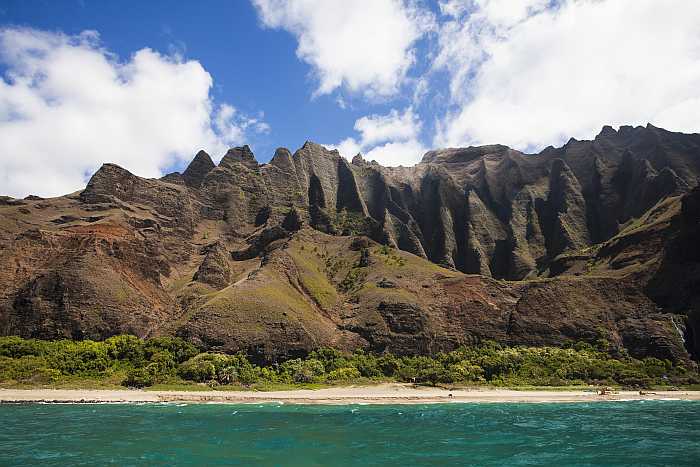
[
  {"x1": 301, "y1": 140, "x2": 325, "y2": 152},
  {"x1": 597, "y1": 125, "x2": 617, "y2": 138},
  {"x1": 160, "y1": 172, "x2": 185, "y2": 185},
  {"x1": 618, "y1": 125, "x2": 636, "y2": 135},
  {"x1": 271, "y1": 147, "x2": 292, "y2": 161},
  {"x1": 421, "y1": 145, "x2": 509, "y2": 164},
  {"x1": 269, "y1": 147, "x2": 295, "y2": 172},
  {"x1": 294, "y1": 141, "x2": 341, "y2": 162},
  {"x1": 220, "y1": 145, "x2": 258, "y2": 170},
  {"x1": 79, "y1": 163, "x2": 138, "y2": 203},
  {"x1": 90, "y1": 162, "x2": 133, "y2": 178},
  {"x1": 182, "y1": 150, "x2": 215, "y2": 187},
  {"x1": 352, "y1": 153, "x2": 367, "y2": 166}
]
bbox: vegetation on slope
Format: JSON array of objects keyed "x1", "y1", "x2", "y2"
[{"x1": 1, "y1": 336, "x2": 697, "y2": 390}]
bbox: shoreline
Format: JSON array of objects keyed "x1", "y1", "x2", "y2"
[{"x1": 2, "y1": 384, "x2": 700, "y2": 405}]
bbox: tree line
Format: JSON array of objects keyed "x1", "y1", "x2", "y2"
[{"x1": 0, "y1": 335, "x2": 697, "y2": 389}]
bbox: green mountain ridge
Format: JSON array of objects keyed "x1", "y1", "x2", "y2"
[{"x1": 1, "y1": 124, "x2": 699, "y2": 364}]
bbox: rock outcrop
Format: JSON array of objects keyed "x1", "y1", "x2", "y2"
[
  {"x1": 193, "y1": 242, "x2": 232, "y2": 289},
  {"x1": 181, "y1": 150, "x2": 215, "y2": 188}
]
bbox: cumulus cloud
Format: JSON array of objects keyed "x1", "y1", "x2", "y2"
[
  {"x1": 441, "y1": 0, "x2": 551, "y2": 28},
  {"x1": 0, "y1": 28, "x2": 268, "y2": 198},
  {"x1": 434, "y1": 0, "x2": 700, "y2": 150},
  {"x1": 252, "y1": 0, "x2": 434, "y2": 98},
  {"x1": 214, "y1": 104, "x2": 270, "y2": 143},
  {"x1": 330, "y1": 107, "x2": 426, "y2": 166}
]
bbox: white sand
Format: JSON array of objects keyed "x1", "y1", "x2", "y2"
[{"x1": 2, "y1": 384, "x2": 699, "y2": 404}]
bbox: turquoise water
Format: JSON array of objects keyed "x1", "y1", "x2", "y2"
[{"x1": 1, "y1": 401, "x2": 699, "y2": 466}]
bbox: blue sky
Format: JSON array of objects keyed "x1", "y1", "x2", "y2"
[
  {"x1": 0, "y1": 0, "x2": 368, "y2": 160},
  {"x1": 1, "y1": 0, "x2": 699, "y2": 197}
]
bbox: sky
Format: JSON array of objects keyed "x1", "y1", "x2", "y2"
[{"x1": 1, "y1": 0, "x2": 699, "y2": 197}]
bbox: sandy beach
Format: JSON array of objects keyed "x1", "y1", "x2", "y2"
[{"x1": 2, "y1": 384, "x2": 700, "y2": 404}]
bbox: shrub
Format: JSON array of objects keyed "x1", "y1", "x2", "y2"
[
  {"x1": 292, "y1": 367, "x2": 315, "y2": 383},
  {"x1": 309, "y1": 348, "x2": 349, "y2": 372},
  {"x1": 145, "y1": 337, "x2": 199, "y2": 363},
  {"x1": 414, "y1": 358, "x2": 452, "y2": 385},
  {"x1": 0, "y1": 336, "x2": 47, "y2": 358},
  {"x1": 47, "y1": 340, "x2": 111, "y2": 376},
  {"x1": 217, "y1": 366, "x2": 239, "y2": 385},
  {"x1": 350, "y1": 351, "x2": 382, "y2": 378},
  {"x1": 236, "y1": 366, "x2": 260, "y2": 385},
  {"x1": 178, "y1": 352, "x2": 258, "y2": 384},
  {"x1": 148, "y1": 350, "x2": 177, "y2": 376},
  {"x1": 0, "y1": 355, "x2": 60, "y2": 384},
  {"x1": 377, "y1": 354, "x2": 401, "y2": 377},
  {"x1": 215, "y1": 361, "x2": 260, "y2": 386},
  {"x1": 281, "y1": 358, "x2": 325, "y2": 383},
  {"x1": 179, "y1": 355, "x2": 217, "y2": 382},
  {"x1": 326, "y1": 367, "x2": 361, "y2": 381},
  {"x1": 448, "y1": 362, "x2": 485, "y2": 382},
  {"x1": 642, "y1": 358, "x2": 671, "y2": 378},
  {"x1": 105, "y1": 335, "x2": 145, "y2": 365},
  {"x1": 123, "y1": 367, "x2": 155, "y2": 388}
]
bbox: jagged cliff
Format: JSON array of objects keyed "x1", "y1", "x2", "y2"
[{"x1": 1, "y1": 124, "x2": 699, "y2": 363}]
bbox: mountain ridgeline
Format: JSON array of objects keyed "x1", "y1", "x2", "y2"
[{"x1": 1, "y1": 124, "x2": 699, "y2": 364}]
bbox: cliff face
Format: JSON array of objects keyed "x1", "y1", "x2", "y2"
[{"x1": 1, "y1": 124, "x2": 699, "y2": 362}]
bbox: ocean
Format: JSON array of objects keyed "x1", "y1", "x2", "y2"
[{"x1": 1, "y1": 401, "x2": 698, "y2": 466}]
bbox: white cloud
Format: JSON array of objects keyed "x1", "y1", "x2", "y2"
[
  {"x1": 252, "y1": 0, "x2": 434, "y2": 99},
  {"x1": 354, "y1": 108, "x2": 419, "y2": 146},
  {"x1": 0, "y1": 28, "x2": 268, "y2": 198},
  {"x1": 330, "y1": 107, "x2": 426, "y2": 166},
  {"x1": 434, "y1": 0, "x2": 700, "y2": 150},
  {"x1": 334, "y1": 138, "x2": 362, "y2": 161},
  {"x1": 457, "y1": 0, "x2": 551, "y2": 28},
  {"x1": 362, "y1": 139, "x2": 427, "y2": 167},
  {"x1": 214, "y1": 104, "x2": 270, "y2": 143}
]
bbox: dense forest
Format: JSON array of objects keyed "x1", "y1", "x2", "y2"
[{"x1": 1, "y1": 336, "x2": 697, "y2": 390}]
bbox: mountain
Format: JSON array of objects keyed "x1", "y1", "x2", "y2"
[{"x1": 1, "y1": 124, "x2": 699, "y2": 363}]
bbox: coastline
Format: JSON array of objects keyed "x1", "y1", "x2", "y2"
[{"x1": 2, "y1": 384, "x2": 700, "y2": 404}]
